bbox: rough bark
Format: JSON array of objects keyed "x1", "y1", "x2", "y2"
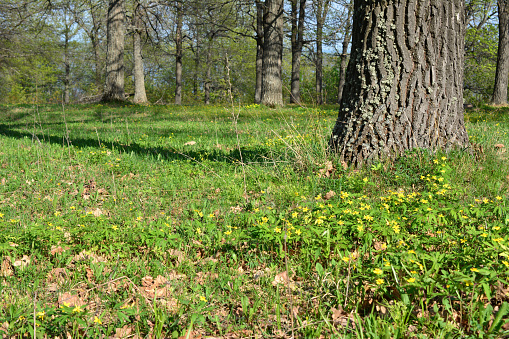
[
  {"x1": 103, "y1": 0, "x2": 125, "y2": 102},
  {"x1": 337, "y1": 2, "x2": 352, "y2": 104},
  {"x1": 492, "y1": 0, "x2": 509, "y2": 105},
  {"x1": 175, "y1": 0, "x2": 183, "y2": 105},
  {"x1": 133, "y1": 1, "x2": 147, "y2": 104},
  {"x1": 254, "y1": 0, "x2": 264, "y2": 104},
  {"x1": 315, "y1": 0, "x2": 330, "y2": 105},
  {"x1": 290, "y1": 0, "x2": 306, "y2": 104},
  {"x1": 330, "y1": 0, "x2": 469, "y2": 165},
  {"x1": 261, "y1": 0, "x2": 284, "y2": 107}
]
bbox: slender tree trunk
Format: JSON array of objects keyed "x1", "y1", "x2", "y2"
[
  {"x1": 103, "y1": 0, "x2": 125, "y2": 102},
  {"x1": 175, "y1": 0, "x2": 183, "y2": 105},
  {"x1": 204, "y1": 42, "x2": 212, "y2": 105},
  {"x1": 133, "y1": 1, "x2": 147, "y2": 104},
  {"x1": 330, "y1": 0, "x2": 469, "y2": 165},
  {"x1": 315, "y1": 0, "x2": 330, "y2": 105},
  {"x1": 492, "y1": 0, "x2": 509, "y2": 105},
  {"x1": 337, "y1": 2, "x2": 352, "y2": 104},
  {"x1": 63, "y1": 28, "x2": 70, "y2": 105},
  {"x1": 91, "y1": 35, "x2": 102, "y2": 90},
  {"x1": 261, "y1": 0, "x2": 284, "y2": 107},
  {"x1": 290, "y1": 0, "x2": 306, "y2": 104},
  {"x1": 254, "y1": 0, "x2": 264, "y2": 104}
]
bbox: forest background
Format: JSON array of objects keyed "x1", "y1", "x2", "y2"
[{"x1": 0, "y1": 0, "x2": 499, "y2": 107}]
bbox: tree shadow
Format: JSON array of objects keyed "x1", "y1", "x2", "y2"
[{"x1": 0, "y1": 123, "x2": 280, "y2": 166}]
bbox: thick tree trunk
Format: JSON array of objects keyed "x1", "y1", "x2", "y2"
[
  {"x1": 103, "y1": 0, "x2": 125, "y2": 102},
  {"x1": 175, "y1": 0, "x2": 183, "y2": 105},
  {"x1": 492, "y1": 0, "x2": 509, "y2": 105},
  {"x1": 261, "y1": 0, "x2": 284, "y2": 107},
  {"x1": 254, "y1": 0, "x2": 264, "y2": 104},
  {"x1": 337, "y1": 2, "x2": 352, "y2": 104},
  {"x1": 290, "y1": 0, "x2": 306, "y2": 104},
  {"x1": 133, "y1": 2, "x2": 147, "y2": 104},
  {"x1": 330, "y1": 0, "x2": 469, "y2": 165}
]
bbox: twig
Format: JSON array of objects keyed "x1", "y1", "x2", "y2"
[{"x1": 33, "y1": 292, "x2": 36, "y2": 339}]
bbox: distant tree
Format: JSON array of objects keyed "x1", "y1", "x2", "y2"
[
  {"x1": 290, "y1": 0, "x2": 306, "y2": 104},
  {"x1": 132, "y1": 0, "x2": 148, "y2": 103},
  {"x1": 336, "y1": 0, "x2": 352, "y2": 104},
  {"x1": 330, "y1": 0, "x2": 469, "y2": 165},
  {"x1": 174, "y1": 0, "x2": 183, "y2": 105},
  {"x1": 313, "y1": 0, "x2": 331, "y2": 105},
  {"x1": 261, "y1": 0, "x2": 284, "y2": 107},
  {"x1": 103, "y1": 0, "x2": 126, "y2": 102},
  {"x1": 492, "y1": 0, "x2": 509, "y2": 105}
]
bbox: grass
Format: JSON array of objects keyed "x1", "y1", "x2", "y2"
[{"x1": 0, "y1": 102, "x2": 508, "y2": 338}]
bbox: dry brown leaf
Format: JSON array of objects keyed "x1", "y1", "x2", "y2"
[
  {"x1": 230, "y1": 205, "x2": 243, "y2": 213},
  {"x1": 8, "y1": 243, "x2": 18, "y2": 248},
  {"x1": 331, "y1": 306, "x2": 356, "y2": 329},
  {"x1": 92, "y1": 208, "x2": 103, "y2": 217},
  {"x1": 112, "y1": 325, "x2": 133, "y2": 339},
  {"x1": 85, "y1": 267, "x2": 94, "y2": 283},
  {"x1": 12, "y1": 255, "x2": 30, "y2": 269},
  {"x1": 58, "y1": 292, "x2": 84, "y2": 307},
  {"x1": 324, "y1": 190, "x2": 336, "y2": 200},
  {"x1": 495, "y1": 144, "x2": 505, "y2": 148},
  {"x1": 47, "y1": 268, "x2": 67, "y2": 283},
  {"x1": 184, "y1": 141, "x2": 196, "y2": 146},
  {"x1": 0, "y1": 258, "x2": 13, "y2": 277},
  {"x1": 318, "y1": 161, "x2": 335, "y2": 178},
  {"x1": 340, "y1": 161, "x2": 348, "y2": 170},
  {"x1": 272, "y1": 271, "x2": 295, "y2": 289},
  {"x1": 142, "y1": 276, "x2": 154, "y2": 288},
  {"x1": 47, "y1": 283, "x2": 58, "y2": 292},
  {"x1": 50, "y1": 245, "x2": 69, "y2": 255}
]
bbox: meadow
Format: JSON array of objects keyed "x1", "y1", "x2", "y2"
[{"x1": 0, "y1": 102, "x2": 508, "y2": 338}]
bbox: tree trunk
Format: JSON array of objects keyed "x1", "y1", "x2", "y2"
[
  {"x1": 492, "y1": 0, "x2": 509, "y2": 105},
  {"x1": 64, "y1": 27, "x2": 70, "y2": 105},
  {"x1": 133, "y1": 1, "x2": 147, "y2": 104},
  {"x1": 261, "y1": 0, "x2": 284, "y2": 107},
  {"x1": 103, "y1": 0, "x2": 125, "y2": 102},
  {"x1": 204, "y1": 42, "x2": 212, "y2": 105},
  {"x1": 175, "y1": 0, "x2": 183, "y2": 105},
  {"x1": 315, "y1": 0, "x2": 330, "y2": 105},
  {"x1": 337, "y1": 1, "x2": 352, "y2": 104},
  {"x1": 290, "y1": 0, "x2": 306, "y2": 104},
  {"x1": 91, "y1": 35, "x2": 102, "y2": 90},
  {"x1": 254, "y1": 0, "x2": 264, "y2": 104},
  {"x1": 330, "y1": 0, "x2": 469, "y2": 165}
]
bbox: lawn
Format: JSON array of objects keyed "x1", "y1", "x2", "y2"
[{"x1": 0, "y1": 103, "x2": 509, "y2": 338}]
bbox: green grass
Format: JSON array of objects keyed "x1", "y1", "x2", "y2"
[{"x1": 0, "y1": 103, "x2": 509, "y2": 338}]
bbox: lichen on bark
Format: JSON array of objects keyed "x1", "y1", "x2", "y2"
[{"x1": 330, "y1": 0, "x2": 469, "y2": 166}]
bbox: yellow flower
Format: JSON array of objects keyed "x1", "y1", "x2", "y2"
[
  {"x1": 295, "y1": 229, "x2": 302, "y2": 235},
  {"x1": 363, "y1": 178, "x2": 368, "y2": 183},
  {"x1": 54, "y1": 211, "x2": 61, "y2": 217},
  {"x1": 407, "y1": 278, "x2": 416, "y2": 283},
  {"x1": 502, "y1": 261, "x2": 509, "y2": 268},
  {"x1": 200, "y1": 295, "x2": 207, "y2": 302},
  {"x1": 376, "y1": 279, "x2": 384, "y2": 285},
  {"x1": 481, "y1": 233, "x2": 488, "y2": 238},
  {"x1": 196, "y1": 228, "x2": 202, "y2": 234},
  {"x1": 493, "y1": 226, "x2": 501, "y2": 231},
  {"x1": 94, "y1": 316, "x2": 102, "y2": 324},
  {"x1": 0, "y1": 213, "x2": 3, "y2": 218},
  {"x1": 373, "y1": 268, "x2": 383, "y2": 275},
  {"x1": 274, "y1": 228, "x2": 281, "y2": 233},
  {"x1": 292, "y1": 212, "x2": 298, "y2": 218},
  {"x1": 73, "y1": 306, "x2": 83, "y2": 313},
  {"x1": 357, "y1": 225, "x2": 364, "y2": 232},
  {"x1": 407, "y1": 250, "x2": 416, "y2": 254},
  {"x1": 496, "y1": 196, "x2": 503, "y2": 200},
  {"x1": 208, "y1": 213, "x2": 215, "y2": 218},
  {"x1": 470, "y1": 268, "x2": 479, "y2": 272},
  {"x1": 112, "y1": 225, "x2": 118, "y2": 230},
  {"x1": 224, "y1": 230, "x2": 232, "y2": 235},
  {"x1": 36, "y1": 311, "x2": 45, "y2": 320},
  {"x1": 342, "y1": 256, "x2": 350, "y2": 262}
]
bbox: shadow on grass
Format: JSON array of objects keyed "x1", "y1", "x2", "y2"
[{"x1": 0, "y1": 123, "x2": 281, "y2": 166}]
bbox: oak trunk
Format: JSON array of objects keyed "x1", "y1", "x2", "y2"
[{"x1": 330, "y1": 0, "x2": 469, "y2": 165}]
